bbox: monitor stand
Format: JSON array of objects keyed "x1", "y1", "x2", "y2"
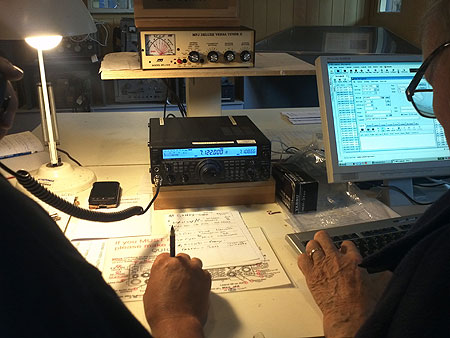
[{"x1": 381, "y1": 178, "x2": 414, "y2": 207}]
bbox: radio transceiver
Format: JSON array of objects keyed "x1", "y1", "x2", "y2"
[{"x1": 148, "y1": 116, "x2": 271, "y2": 186}]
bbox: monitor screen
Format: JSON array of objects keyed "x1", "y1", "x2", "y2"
[{"x1": 316, "y1": 54, "x2": 450, "y2": 183}]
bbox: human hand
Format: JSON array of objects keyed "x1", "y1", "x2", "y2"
[
  {"x1": 0, "y1": 57, "x2": 23, "y2": 139},
  {"x1": 297, "y1": 231, "x2": 383, "y2": 338},
  {"x1": 144, "y1": 253, "x2": 211, "y2": 338}
]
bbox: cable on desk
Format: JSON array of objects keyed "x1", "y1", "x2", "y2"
[
  {"x1": 364, "y1": 182, "x2": 434, "y2": 206},
  {"x1": 415, "y1": 176, "x2": 450, "y2": 188},
  {"x1": 414, "y1": 182, "x2": 446, "y2": 188},
  {"x1": 0, "y1": 161, "x2": 162, "y2": 222},
  {"x1": 56, "y1": 148, "x2": 83, "y2": 166},
  {"x1": 285, "y1": 146, "x2": 300, "y2": 153}
]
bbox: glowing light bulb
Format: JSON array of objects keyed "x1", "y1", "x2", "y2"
[{"x1": 25, "y1": 35, "x2": 63, "y2": 50}]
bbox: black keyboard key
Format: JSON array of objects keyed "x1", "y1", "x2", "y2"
[
  {"x1": 399, "y1": 223, "x2": 414, "y2": 230},
  {"x1": 329, "y1": 230, "x2": 408, "y2": 258},
  {"x1": 361, "y1": 226, "x2": 398, "y2": 237}
]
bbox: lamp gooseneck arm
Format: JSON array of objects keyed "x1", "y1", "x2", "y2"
[{"x1": 37, "y1": 48, "x2": 59, "y2": 166}]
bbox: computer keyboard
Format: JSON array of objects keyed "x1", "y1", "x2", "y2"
[{"x1": 286, "y1": 214, "x2": 422, "y2": 258}]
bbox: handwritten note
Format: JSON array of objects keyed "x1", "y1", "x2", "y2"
[{"x1": 165, "y1": 210, "x2": 264, "y2": 268}]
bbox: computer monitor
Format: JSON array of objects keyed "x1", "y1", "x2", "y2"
[{"x1": 316, "y1": 54, "x2": 450, "y2": 192}]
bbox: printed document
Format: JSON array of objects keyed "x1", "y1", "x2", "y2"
[{"x1": 99, "y1": 228, "x2": 289, "y2": 301}]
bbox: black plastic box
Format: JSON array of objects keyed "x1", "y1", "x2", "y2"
[{"x1": 272, "y1": 162, "x2": 318, "y2": 213}]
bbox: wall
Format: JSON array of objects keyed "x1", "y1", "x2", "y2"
[
  {"x1": 367, "y1": 0, "x2": 430, "y2": 47},
  {"x1": 88, "y1": 1, "x2": 440, "y2": 56},
  {"x1": 239, "y1": 0, "x2": 369, "y2": 41},
  {"x1": 88, "y1": 1, "x2": 434, "y2": 48},
  {"x1": 89, "y1": 0, "x2": 370, "y2": 47}
]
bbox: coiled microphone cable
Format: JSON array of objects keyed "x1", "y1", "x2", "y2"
[{"x1": 0, "y1": 161, "x2": 162, "y2": 222}]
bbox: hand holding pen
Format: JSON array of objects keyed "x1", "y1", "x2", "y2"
[{"x1": 144, "y1": 243, "x2": 212, "y2": 336}]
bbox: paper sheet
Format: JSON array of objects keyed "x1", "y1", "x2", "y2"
[
  {"x1": 65, "y1": 195, "x2": 152, "y2": 240},
  {"x1": 101, "y1": 235, "x2": 167, "y2": 301},
  {"x1": 100, "y1": 52, "x2": 140, "y2": 71},
  {"x1": 281, "y1": 110, "x2": 321, "y2": 125},
  {"x1": 72, "y1": 239, "x2": 108, "y2": 270},
  {"x1": 99, "y1": 228, "x2": 289, "y2": 302},
  {"x1": 0, "y1": 131, "x2": 44, "y2": 159},
  {"x1": 209, "y1": 227, "x2": 291, "y2": 293},
  {"x1": 164, "y1": 210, "x2": 264, "y2": 268}
]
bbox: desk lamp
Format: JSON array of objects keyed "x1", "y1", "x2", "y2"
[{"x1": 0, "y1": 0, "x2": 97, "y2": 192}]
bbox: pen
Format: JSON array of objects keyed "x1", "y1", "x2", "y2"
[
  {"x1": 170, "y1": 225, "x2": 175, "y2": 257},
  {"x1": 0, "y1": 151, "x2": 32, "y2": 160}
]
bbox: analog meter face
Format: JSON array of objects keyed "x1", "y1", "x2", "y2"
[{"x1": 145, "y1": 34, "x2": 176, "y2": 56}]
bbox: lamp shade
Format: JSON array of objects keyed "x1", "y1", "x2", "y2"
[{"x1": 0, "y1": 0, "x2": 97, "y2": 40}]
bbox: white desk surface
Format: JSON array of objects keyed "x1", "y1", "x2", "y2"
[
  {"x1": 38, "y1": 108, "x2": 322, "y2": 167},
  {"x1": 75, "y1": 165, "x2": 323, "y2": 338},
  {"x1": 40, "y1": 108, "x2": 326, "y2": 337}
]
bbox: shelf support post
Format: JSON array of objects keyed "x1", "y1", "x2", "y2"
[{"x1": 185, "y1": 77, "x2": 222, "y2": 117}]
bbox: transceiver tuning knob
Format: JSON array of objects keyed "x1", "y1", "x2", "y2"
[{"x1": 197, "y1": 160, "x2": 222, "y2": 184}]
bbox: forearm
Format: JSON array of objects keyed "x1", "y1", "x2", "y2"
[{"x1": 149, "y1": 316, "x2": 205, "y2": 338}]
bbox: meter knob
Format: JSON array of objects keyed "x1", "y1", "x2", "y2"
[
  {"x1": 188, "y1": 51, "x2": 200, "y2": 63},
  {"x1": 197, "y1": 159, "x2": 222, "y2": 184},
  {"x1": 240, "y1": 50, "x2": 252, "y2": 62},
  {"x1": 224, "y1": 51, "x2": 236, "y2": 62},
  {"x1": 207, "y1": 51, "x2": 219, "y2": 63}
]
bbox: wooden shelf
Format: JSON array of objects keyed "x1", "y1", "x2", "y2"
[
  {"x1": 100, "y1": 52, "x2": 315, "y2": 80},
  {"x1": 153, "y1": 178, "x2": 276, "y2": 210}
]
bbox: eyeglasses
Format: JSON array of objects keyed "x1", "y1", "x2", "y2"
[{"x1": 405, "y1": 41, "x2": 450, "y2": 118}]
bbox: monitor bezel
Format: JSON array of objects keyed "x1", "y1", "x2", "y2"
[{"x1": 316, "y1": 54, "x2": 450, "y2": 183}]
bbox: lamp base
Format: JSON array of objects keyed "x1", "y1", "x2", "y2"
[{"x1": 33, "y1": 162, "x2": 96, "y2": 193}]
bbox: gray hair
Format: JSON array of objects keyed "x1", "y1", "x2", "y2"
[{"x1": 421, "y1": 0, "x2": 450, "y2": 45}]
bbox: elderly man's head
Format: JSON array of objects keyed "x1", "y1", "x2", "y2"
[
  {"x1": 421, "y1": 0, "x2": 450, "y2": 142},
  {"x1": 0, "y1": 58, "x2": 23, "y2": 139}
]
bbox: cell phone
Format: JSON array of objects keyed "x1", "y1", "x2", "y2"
[{"x1": 88, "y1": 181, "x2": 121, "y2": 209}]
